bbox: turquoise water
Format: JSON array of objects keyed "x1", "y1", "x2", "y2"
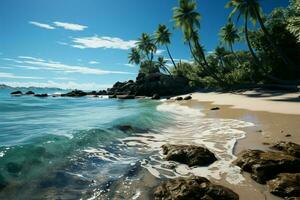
[{"x1": 0, "y1": 88, "x2": 172, "y2": 199}]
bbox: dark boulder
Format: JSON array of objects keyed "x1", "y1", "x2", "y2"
[
  {"x1": 154, "y1": 176, "x2": 239, "y2": 200},
  {"x1": 162, "y1": 144, "x2": 217, "y2": 167},
  {"x1": 97, "y1": 90, "x2": 107, "y2": 95},
  {"x1": 151, "y1": 94, "x2": 160, "y2": 100},
  {"x1": 175, "y1": 97, "x2": 183, "y2": 101},
  {"x1": 272, "y1": 142, "x2": 300, "y2": 158},
  {"x1": 0, "y1": 173, "x2": 8, "y2": 190},
  {"x1": 61, "y1": 90, "x2": 87, "y2": 97},
  {"x1": 211, "y1": 107, "x2": 220, "y2": 111},
  {"x1": 267, "y1": 173, "x2": 300, "y2": 198},
  {"x1": 234, "y1": 150, "x2": 300, "y2": 183},
  {"x1": 25, "y1": 91, "x2": 35, "y2": 95},
  {"x1": 34, "y1": 93, "x2": 48, "y2": 97},
  {"x1": 184, "y1": 95, "x2": 192, "y2": 100},
  {"x1": 117, "y1": 95, "x2": 135, "y2": 99},
  {"x1": 86, "y1": 91, "x2": 97, "y2": 95},
  {"x1": 10, "y1": 91, "x2": 22, "y2": 95}
]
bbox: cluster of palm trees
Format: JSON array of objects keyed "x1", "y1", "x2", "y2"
[{"x1": 129, "y1": 0, "x2": 297, "y2": 85}]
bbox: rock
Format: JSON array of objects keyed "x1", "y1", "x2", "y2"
[
  {"x1": 267, "y1": 173, "x2": 300, "y2": 198},
  {"x1": 234, "y1": 150, "x2": 300, "y2": 183},
  {"x1": 151, "y1": 94, "x2": 160, "y2": 100},
  {"x1": 87, "y1": 91, "x2": 97, "y2": 95},
  {"x1": 117, "y1": 95, "x2": 135, "y2": 99},
  {"x1": 61, "y1": 90, "x2": 87, "y2": 97},
  {"x1": 210, "y1": 107, "x2": 220, "y2": 111},
  {"x1": 154, "y1": 176, "x2": 239, "y2": 200},
  {"x1": 162, "y1": 144, "x2": 217, "y2": 167},
  {"x1": 286, "y1": 134, "x2": 292, "y2": 137},
  {"x1": 10, "y1": 91, "x2": 22, "y2": 95},
  {"x1": 34, "y1": 93, "x2": 48, "y2": 97},
  {"x1": 97, "y1": 90, "x2": 107, "y2": 95},
  {"x1": 114, "y1": 125, "x2": 149, "y2": 133},
  {"x1": 109, "y1": 94, "x2": 117, "y2": 98},
  {"x1": 272, "y1": 141, "x2": 300, "y2": 158},
  {"x1": 6, "y1": 162, "x2": 22, "y2": 173},
  {"x1": 25, "y1": 91, "x2": 35, "y2": 95},
  {"x1": 175, "y1": 97, "x2": 183, "y2": 101},
  {"x1": 184, "y1": 95, "x2": 192, "y2": 100},
  {"x1": 0, "y1": 173, "x2": 8, "y2": 190}
]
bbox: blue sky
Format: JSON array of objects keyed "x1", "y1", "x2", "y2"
[{"x1": 0, "y1": 0, "x2": 288, "y2": 90}]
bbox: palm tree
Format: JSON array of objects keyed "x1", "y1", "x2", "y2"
[
  {"x1": 287, "y1": 0, "x2": 300, "y2": 43},
  {"x1": 128, "y1": 48, "x2": 141, "y2": 65},
  {"x1": 154, "y1": 24, "x2": 177, "y2": 69},
  {"x1": 219, "y1": 22, "x2": 242, "y2": 65},
  {"x1": 215, "y1": 46, "x2": 228, "y2": 68},
  {"x1": 226, "y1": 0, "x2": 294, "y2": 68},
  {"x1": 157, "y1": 57, "x2": 172, "y2": 75},
  {"x1": 136, "y1": 33, "x2": 157, "y2": 62},
  {"x1": 173, "y1": 0, "x2": 224, "y2": 83}
]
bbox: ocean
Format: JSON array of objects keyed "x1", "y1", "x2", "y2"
[{"x1": 0, "y1": 88, "x2": 254, "y2": 199}]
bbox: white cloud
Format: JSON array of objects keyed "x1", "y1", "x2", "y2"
[
  {"x1": 1, "y1": 81, "x2": 112, "y2": 90},
  {"x1": 53, "y1": 77, "x2": 75, "y2": 81},
  {"x1": 53, "y1": 21, "x2": 87, "y2": 31},
  {"x1": 18, "y1": 56, "x2": 45, "y2": 62},
  {"x1": 0, "y1": 72, "x2": 45, "y2": 80},
  {"x1": 156, "y1": 49, "x2": 166, "y2": 55},
  {"x1": 89, "y1": 61, "x2": 99, "y2": 65},
  {"x1": 124, "y1": 63, "x2": 136, "y2": 67},
  {"x1": 29, "y1": 21, "x2": 55, "y2": 30},
  {"x1": 71, "y1": 36, "x2": 137, "y2": 50},
  {"x1": 57, "y1": 41, "x2": 68, "y2": 46}
]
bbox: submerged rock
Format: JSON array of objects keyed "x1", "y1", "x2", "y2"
[
  {"x1": 267, "y1": 173, "x2": 300, "y2": 198},
  {"x1": 10, "y1": 91, "x2": 22, "y2": 95},
  {"x1": 154, "y1": 176, "x2": 239, "y2": 200},
  {"x1": 114, "y1": 125, "x2": 149, "y2": 133},
  {"x1": 162, "y1": 144, "x2": 217, "y2": 167},
  {"x1": 25, "y1": 91, "x2": 35, "y2": 95},
  {"x1": 6, "y1": 162, "x2": 23, "y2": 174},
  {"x1": 0, "y1": 173, "x2": 8, "y2": 190},
  {"x1": 272, "y1": 141, "x2": 300, "y2": 158},
  {"x1": 184, "y1": 95, "x2": 192, "y2": 100},
  {"x1": 34, "y1": 93, "x2": 48, "y2": 97},
  {"x1": 235, "y1": 150, "x2": 300, "y2": 183}
]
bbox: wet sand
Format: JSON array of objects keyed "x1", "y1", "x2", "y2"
[{"x1": 177, "y1": 92, "x2": 300, "y2": 200}]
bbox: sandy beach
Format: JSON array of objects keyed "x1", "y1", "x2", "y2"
[{"x1": 172, "y1": 90, "x2": 300, "y2": 200}]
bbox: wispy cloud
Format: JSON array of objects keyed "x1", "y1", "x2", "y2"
[
  {"x1": 18, "y1": 56, "x2": 45, "y2": 62},
  {"x1": 0, "y1": 81, "x2": 112, "y2": 90},
  {"x1": 29, "y1": 21, "x2": 55, "y2": 30},
  {"x1": 156, "y1": 49, "x2": 166, "y2": 55},
  {"x1": 53, "y1": 21, "x2": 87, "y2": 31},
  {"x1": 89, "y1": 61, "x2": 99, "y2": 65},
  {"x1": 124, "y1": 63, "x2": 136, "y2": 67},
  {"x1": 71, "y1": 36, "x2": 137, "y2": 50},
  {"x1": 0, "y1": 72, "x2": 45, "y2": 80},
  {"x1": 53, "y1": 77, "x2": 75, "y2": 81}
]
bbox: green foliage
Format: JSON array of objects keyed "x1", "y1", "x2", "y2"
[{"x1": 287, "y1": 0, "x2": 300, "y2": 43}]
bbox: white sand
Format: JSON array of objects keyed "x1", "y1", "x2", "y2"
[{"x1": 184, "y1": 89, "x2": 300, "y2": 115}]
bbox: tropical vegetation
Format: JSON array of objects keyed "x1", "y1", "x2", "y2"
[{"x1": 128, "y1": 0, "x2": 300, "y2": 88}]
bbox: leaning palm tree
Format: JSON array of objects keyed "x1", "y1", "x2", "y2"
[
  {"x1": 157, "y1": 56, "x2": 172, "y2": 75},
  {"x1": 173, "y1": 0, "x2": 223, "y2": 83},
  {"x1": 136, "y1": 33, "x2": 157, "y2": 62},
  {"x1": 226, "y1": 0, "x2": 294, "y2": 68},
  {"x1": 154, "y1": 24, "x2": 177, "y2": 69},
  {"x1": 128, "y1": 48, "x2": 141, "y2": 65},
  {"x1": 219, "y1": 22, "x2": 242, "y2": 65}
]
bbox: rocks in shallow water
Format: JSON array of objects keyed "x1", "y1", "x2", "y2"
[
  {"x1": 175, "y1": 97, "x2": 183, "y2": 101},
  {"x1": 151, "y1": 94, "x2": 160, "y2": 100},
  {"x1": 267, "y1": 173, "x2": 300, "y2": 198},
  {"x1": 234, "y1": 150, "x2": 300, "y2": 183},
  {"x1": 162, "y1": 144, "x2": 217, "y2": 167},
  {"x1": 34, "y1": 93, "x2": 48, "y2": 97},
  {"x1": 109, "y1": 94, "x2": 117, "y2": 98},
  {"x1": 184, "y1": 95, "x2": 192, "y2": 100},
  {"x1": 154, "y1": 176, "x2": 239, "y2": 200},
  {"x1": 114, "y1": 125, "x2": 149, "y2": 133},
  {"x1": 10, "y1": 91, "x2": 22, "y2": 95},
  {"x1": 25, "y1": 91, "x2": 35, "y2": 95},
  {"x1": 6, "y1": 162, "x2": 22, "y2": 174},
  {"x1": 117, "y1": 95, "x2": 135, "y2": 99},
  {"x1": 210, "y1": 107, "x2": 220, "y2": 111},
  {"x1": 61, "y1": 90, "x2": 87, "y2": 97},
  {"x1": 272, "y1": 141, "x2": 300, "y2": 158},
  {"x1": 0, "y1": 173, "x2": 8, "y2": 190}
]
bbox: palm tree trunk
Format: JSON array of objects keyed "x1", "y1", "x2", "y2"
[
  {"x1": 230, "y1": 43, "x2": 243, "y2": 66},
  {"x1": 166, "y1": 45, "x2": 177, "y2": 70},
  {"x1": 253, "y1": 5, "x2": 295, "y2": 68}
]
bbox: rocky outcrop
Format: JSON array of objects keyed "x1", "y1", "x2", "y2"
[
  {"x1": 162, "y1": 144, "x2": 217, "y2": 167},
  {"x1": 61, "y1": 90, "x2": 87, "y2": 97},
  {"x1": 267, "y1": 173, "x2": 300, "y2": 198},
  {"x1": 151, "y1": 94, "x2": 160, "y2": 100},
  {"x1": 34, "y1": 93, "x2": 48, "y2": 97},
  {"x1": 234, "y1": 150, "x2": 300, "y2": 183},
  {"x1": 154, "y1": 176, "x2": 239, "y2": 200},
  {"x1": 10, "y1": 91, "x2": 22, "y2": 95},
  {"x1": 25, "y1": 91, "x2": 35, "y2": 95},
  {"x1": 272, "y1": 141, "x2": 300, "y2": 158},
  {"x1": 107, "y1": 73, "x2": 191, "y2": 97}
]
